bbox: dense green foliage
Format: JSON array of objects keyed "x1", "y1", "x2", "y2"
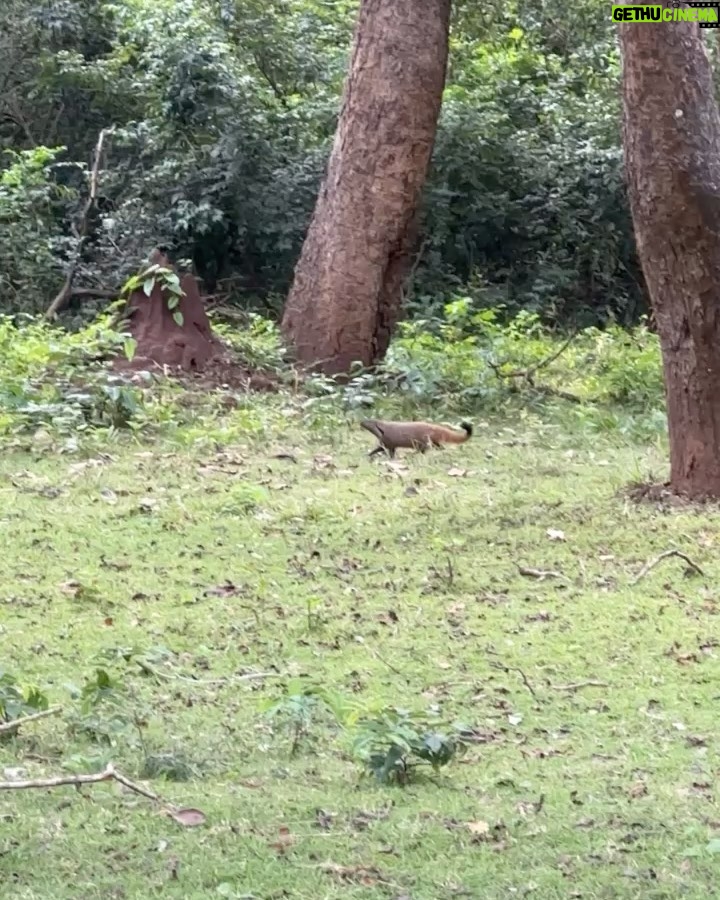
[
  {"x1": 0, "y1": 0, "x2": 649, "y2": 325},
  {"x1": 0, "y1": 303, "x2": 666, "y2": 447}
]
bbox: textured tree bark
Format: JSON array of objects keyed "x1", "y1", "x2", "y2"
[
  {"x1": 620, "y1": 3, "x2": 720, "y2": 497},
  {"x1": 281, "y1": 0, "x2": 451, "y2": 376}
]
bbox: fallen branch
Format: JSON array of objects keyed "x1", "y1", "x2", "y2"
[
  {"x1": 0, "y1": 762, "x2": 154, "y2": 796},
  {"x1": 630, "y1": 548, "x2": 704, "y2": 586},
  {"x1": 551, "y1": 680, "x2": 608, "y2": 692},
  {"x1": 487, "y1": 332, "x2": 584, "y2": 402},
  {"x1": 45, "y1": 126, "x2": 115, "y2": 319},
  {"x1": 0, "y1": 705, "x2": 62, "y2": 736},
  {"x1": 488, "y1": 331, "x2": 578, "y2": 385},
  {"x1": 0, "y1": 762, "x2": 206, "y2": 826},
  {"x1": 524, "y1": 331, "x2": 578, "y2": 379},
  {"x1": 67, "y1": 287, "x2": 118, "y2": 300},
  {"x1": 489, "y1": 660, "x2": 538, "y2": 700},
  {"x1": 135, "y1": 662, "x2": 284, "y2": 686},
  {"x1": 366, "y1": 644, "x2": 409, "y2": 680},
  {"x1": 518, "y1": 565, "x2": 569, "y2": 583}
]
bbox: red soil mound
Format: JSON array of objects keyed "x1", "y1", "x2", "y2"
[
  {"x1": 113, "y1": 250, "x2": 279, "y2": 393},
  {"x1": 118, "y1": 252, "x2": 220, "y2": 372}
]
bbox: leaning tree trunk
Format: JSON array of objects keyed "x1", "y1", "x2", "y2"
[
  {"x1": 620, "y1": 3, "x2": 720, "y2": 498},
  {"x1": 281, "y1": 0, "x2": 451, "y2": 376}
]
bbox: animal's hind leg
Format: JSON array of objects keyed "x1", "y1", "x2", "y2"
[{"x1": 369, "y1": 444, "x2": 394, "y2": 459}]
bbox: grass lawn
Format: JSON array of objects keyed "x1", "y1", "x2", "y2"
[{"x1": 2, "y1": 404, "x2": 720, "y2": 899}]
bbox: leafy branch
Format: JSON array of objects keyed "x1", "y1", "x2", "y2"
[{"x1": 122, "y1": 262, "x2": 186, "y2": 327}]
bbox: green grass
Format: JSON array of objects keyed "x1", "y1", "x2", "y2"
[{"x1": 2, "y1": 399, "x2": 720, "y2": 899}]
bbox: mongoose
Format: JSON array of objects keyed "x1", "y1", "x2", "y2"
[{"x1": 360, "y1": 419, "x2": 473, "y2": 459}]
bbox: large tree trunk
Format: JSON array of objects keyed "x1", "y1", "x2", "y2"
[
  {"x1": 281, "y1": 0, "x2": 451, "y2": 376},
  {"x1": 620, "y1": 4, "x2": 720, "y2": 498}
]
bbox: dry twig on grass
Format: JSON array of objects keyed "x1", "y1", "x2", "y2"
[
  {"x1": 489, "y1": 660, "x2": 538, "y2": 700},
  {"x1": 0, "y1": 763, "x2": 206, "y2": 826},
  {"x1": 0, "y1": 762, "x2": 156, "y2": 796},
  {"x1": 134, "y1": 662, "x2": 284, "y2": 686},
  {"x1": 518, "y1": 565, "x2": 569, "y2": 583},
  {"x1": 631, "y1": 548, "x2": 704, "y2": 585},
  {"x1": 551, "y1": 680, "x2": 609, "y2": 692}
]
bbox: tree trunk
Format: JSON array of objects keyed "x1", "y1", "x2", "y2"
[
  {"x1": 281, "y1": 0, "x2": 451, "y2": 376},
  {"x1": 619, "y1": 3, "x2": 720, "y2": 497}
]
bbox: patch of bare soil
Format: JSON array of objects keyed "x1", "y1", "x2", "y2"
[
  {"x1": 621, "y1": 481, "x2": 720, "y2": 508},
  {"x1": 176, "y1": 356, "x2": 280, "y2": 394}
]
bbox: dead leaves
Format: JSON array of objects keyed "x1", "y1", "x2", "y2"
[
  {"x1": 320, "y1": 863, "x2": 391, "y2": 886},
  {"x1": 466, "y1": 819, "x2": 490, "y2": 837},
  {"x1": 464, "y1": 819, "x2": 509, "y2": 850},
  {"x1": 516, "y1": 795, "x2": 545, "y2": 816},
  {"x1": 269, "y1": 825, "x2": 295, "y2": 855},
  {"x1": 314, "y1": 808, "x2": 334, "y2": 830},
  {"x1": 312, "y1": 454, "x2": 335, "y2": 472},
  {"x1": 627, "y1": 781, "x2": 648, "y2": 800},
  {"x1": 525, "y1": 610, "x2": 552, "y2": 623},
  {"x1": 350, "y1": 803, "x2": 393, "y2": 831},
  {"x1": 267, "y1": 821, "x2": 394, "y2": 889},
  {"x1": 167, "y1": 807, "x2": 207, "y2": 827},
  {"x1": 520, "y1": 746, "x2": 565, "y2": 760},
  {"x1": 383, "y1": 460, "x2": 410, "y2": 478},
  {"x1": 59, "y1": 579, "x2": 104, "y2": 605},
  {"x1": 665, "y1": 642, "x2": 704, "y2": 666},
  {"x1": 204, "y1": 580, "x2": 245, "y2": 598}
]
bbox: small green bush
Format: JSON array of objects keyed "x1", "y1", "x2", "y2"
[{"x1": 0, "y1": 313, "x2": 146, "y2": 437}]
